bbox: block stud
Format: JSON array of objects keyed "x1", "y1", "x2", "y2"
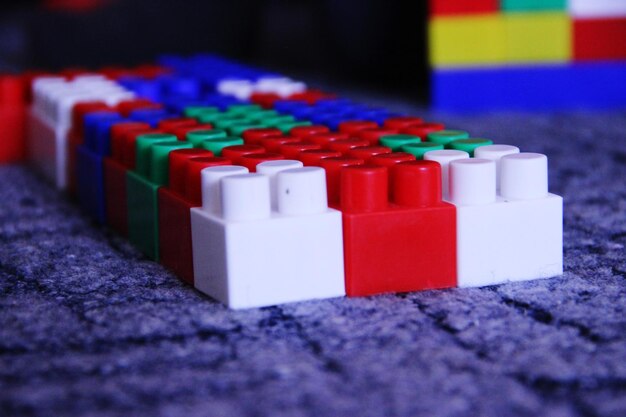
[
  {"x1": 393, "y1": 161, "x2": 442, "y2": 207},
  {"x1": 449, "y1": 158, "x2": 496, "y2": 206},
  {"x1": 340, "y1": 165, "x2": 388, "y2": 213},
  {"x1": 221, "y1": 174, "x2": 271, "y2": 221},
  {"x1": 201, "y1": 165, "x2": 249, "y2": 215},
  {"x1": 500, "y1": 153, "x2": 548, "y2": 200},
  {"x1": 277, "y1": 167, "x2": 328, "y2": 215},
  {"x1": 424, "y1": 149, "x2": 470, "y2": 200},
  {"x1": 474, "y1": 144, "x2": 520, "y2": 190},
  {"x1": 257, "y1": 160, "x2": 304, "y2": 210}
]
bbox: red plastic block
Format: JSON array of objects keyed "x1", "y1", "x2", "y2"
[
  {"x1": 355, "y1": 128, "x2": 399, "y2": 145},
  {"x1": 171, "y1": 123, "x2": 214, "y2": 141},
  {"x1": 574, "y1": 18, "x2": 626, "y2": 61},
  {"x1": 307, "y1": 132, "x2": 349, "y2": 147},
  {"x1": 288, "y1": 89, "x2": 336, "y2": 104},
  {"x1": 339, "y1": 162, "x2": 457, "y2": 297},
  {"x1": 222, "y1": 144, "x2": 265, "y2": 164},
  {"x1": 239, "y1": 152, "x2": 284, "y2": 172},
  {"x1": 279, "y1": 142, "x2": 321, "y2": 159},
  {"x1": 429, "y1": 0, "x2": 498, "y2": 15},
  {"x1": 347, "y1": 146, "x2": 392, "y2": 161},
  {"x1": 158, "y1": 117, "x2": 197, "y2": 133},
  {"x1": 384, "y1": 116, "x2": 424, "y2": 130},
  {"x1": 158, "y1": 153, "x2": 230, "y2": 284},
  {"x1": 338, "y1": 120, "x2": 378, "y2": 135},
  {"x1": 104, "y1": 122, "x2": 151, "y2": 236},
  {"x1": 299, "y1": 149, "x2": 342, "y2": 166},
  {"x1": 0, "y1": 75, "x2": 26, "y2": 163},
  {"x1": 328, "y1": 138, "x2": 370, "y2": 154},
  {"x1": 290, "y1": 125, "x2": 330, "y2": 139},
  {"x1": 260, "y1": 136, "x2": 301, "y2": 152},
  {"x1": 320, "y1": 157, "x2": 365, "y2": 204},
  {"x1": 401, "y1": 122, "x2": 445, "y2": 138},
  {"x1": 116, "y1": 99, "x2": 162, "y2": 117},
  {"x1": 242, "y1": 128, "x2": 283, "y2": 145},
  {"x1": 250, "y1": 92, "x2": 281, "y2": 108}
]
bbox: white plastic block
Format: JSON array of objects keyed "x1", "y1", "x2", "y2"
[
  {"x1": 216, "y1": 79, "x2": 254, "y2": 100},
  {"x1": 424, "y1": 149, "x2": 469, "y2": 200},
  {"x1": 568, "y1": 0, "x2": 626, "y2": 17},
  {"x1": 449, "y1": 152, "x2": 563, "y2": 287},
  {"x1": 191, "y1": 165, "x2": 345, "y2": 309}
]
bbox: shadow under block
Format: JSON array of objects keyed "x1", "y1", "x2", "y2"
[
  {"x1": 504, "y1": 12, "x2": 570, "y2": 63},
  {"x1": 431, "y1": 62, "x2": 626, "y2": 111},
  {"x1": 429, "y1": 14, "x2": 506, "y2": 67},
  {"x1": 127, "y1": 172, "x2": 160, "y2": 260}
]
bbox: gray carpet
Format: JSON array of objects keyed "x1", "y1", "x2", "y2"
[{"x1": 0, "y1": 106, "x2": 625, "y2": 417}]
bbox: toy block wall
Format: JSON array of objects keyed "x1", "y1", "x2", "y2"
[{"x1": 429, "y1": 0, "x2": 626, "y2": 111}]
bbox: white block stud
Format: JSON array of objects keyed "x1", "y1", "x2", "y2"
[
  {"x1": 474, "y1": 144, "x2": 520, "y2": 190},
  {"x1": 424, "y1": 149, "x2": 469, "y2": 200},
  {"x1": 201, "y1": 165, "x2": 249, "y2": 215},
  {"x1": 276, "y1": 167, "x2": 327, "y2": 215},
  {"x1": 449, "y1": 158, "x2": 496, "y2": 206},
  {"x1": 221, "y1": 174, "x2": 271, "y2": 221},
  {"x1": 500, "y1": 153, "x2": 548, "y2": 201},
  {"x1": 257, "y1": 160, "x2": 303, "y2": 210}
]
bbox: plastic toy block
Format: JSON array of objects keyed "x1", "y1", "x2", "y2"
[
  {"x1": 260, "y1": 136, "x2": 301, "y2": 152},
  {"x1": 158, "y1": 117, "x2": 197, "y2": 132},
  {"x1": 289, "y1": 125, "x2": 330, "y2": 139},
  {"x1": 116, "y1": 99, "x2": 162, "y2": 117},
  {"x1": 355, "y1": 128, "x2": 399, "y2": 145},
  {"x1": 431, "y1": 62, "x2": 626, "y2": 111},
  {"x1": 346, "y1": 146, "x2": 392, "y2": 161},
  {"x1": 259, "y1": 115, "x2": 297, "y2": 128},
  {"x1": 424, "y1": 150, "x2": 470, "y2": 200},
  {"x1": 0, "y1": 75, "x2": 26, "y2": 163},
  {"x1": 383, "y1": 116, "x2": 423, "y2": 130},
  {"x1": 447, "y1": 153, "x2": 562, "y2": 287},
  {"x1": 104, "y1": 122, "x2": 151, "y2": 236},
  {"x1": 504, "y1": 12, "x2": 571, "y2": 63},
  {"x1": 186, "y1": 129, "x2": 228, "y2": 147},
  {"x1": 449, "y1": 138, "x2": 493, "y2": 155},
  {"x1": 183, "y1": 106, "x2": 219, "y2": 118},
  {"x1": 475, "y1": 144, "x2": 521, "y2": 190},
  {"x1": 501, "y1": 0, "x2": 565, "y2": 11},
  {"x1": 379, "y1": 134, "x2": 422, "y2": 151},
  {"x1": 276, "y1": 121, "x2": 312, "y2": 134},
  {"x1": 338, "y1": 120, "x2": 379, "y2": 135},
  {"x1": 170, "y1": 123, "x2": 214, "y2": 141},
  {"x1": 279, "y1": 143, "x2": 322, "y2": 159},
  {"x1": 429, "y1": 15, "x2": 506, "y2": 67},
  {"x1": 242, "y1": 128, "x2": 283, "y2": 145},
  {"x1": 402, "y1": 142, "x2": 445, "y2": 159},
  {"x1": 320, "y1": 157, "x2": 365, "y2": 205},
  {"x1": 401, "y1": 123, "x2": 446, "y2": 138},
  {"x1": 299, "y1": 149, "x2": 342, "y2": 166},
  {"x1": 158, "y1": 154, "x2": 230, "y2": 284},
  {"x1": 429, "y1": 0, "x2": 498, "y2": 15},
  {"x1": 228, "y1": 123, "x2": 267, "y2": 138},
  {"x1": 568, "y1": 0, "x2": 626, "y2": 18},
  {"x1": 307, "y1": 133, "x2": 350, "y2": 147},
  {"x1": 574, "y1": 18, "x2": 626, "y2": 60},
  {"x1": 190, "y1": 164, "x2": 344, "y2": 308},
  {"x1": 338, "y1": 163, "x2": 457, "y2": 297},
  {"x1": 328, "y1": 138, "x2": 371, "y2": 154},
  {"x1": 200, "y1": 137, "x2": 245, "y2": 155},
  {"x1": 221, "y1": 145, "x2": 265, "y2": 164},
  {"x1": 127, "y1": 134, "x2": 192, "y2": 260},
  {"x1": 239, "y1": 153, "x2": 285, "y2": 172},
  {"x1": 370, "y1": 153, "x2": 416, "y2": 169}
]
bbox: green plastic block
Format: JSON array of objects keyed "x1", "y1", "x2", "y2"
[
  {"x1": 259, "y1": 115, "x2": 296, "y2": 127},
  {"x1": 200, "y1": 137, "x2": 245, "y2": 156},
  {"x1": 379, "y1": 134, "x2": 422, "y2": 151},
  {"x1": 127, "y1": 172, "x2": 160, "y2": 260},
  {"x1": 276, "y1": 120, "x2": 312, "y2": 134},
  {"x1": 500, "y1": 0, "x2": 565, "y2": 11},
  {"x1": 448, "y1": 138, "x2": 494, "y2": 156},
  {"x1": 427, "y1": 130, "x2": 470, "y2": 146},
  {"x1": 197, "y1": 112, "x2": 244, "y2": 125},
  {"x1": 183, "y1": 106, "x2": 219, "y2": 119},
  {"x1": 401, "y1": 142, "x2": 445, "y2": 159},
  {"x1": 229, "y1": 123, "x2": 267, "y2": 137},
  {"x1": 226, "y1": 104, "x2": 263, "y2": 116},
  {"x1": 135, "y1": 133, "x2": 178, "y2": 177},
  {"x1": 186, "y1": 129, "x2": 228, "y2": 147},
  {"x1": 214, "y1": 117, "x2": 255, "y2": 130},
  {"x1": 248, "y1": 110, "x2": 280, "y2": 121},
  {"x1": 149, "y1": 141, "x2": 193, "y2": 186}
]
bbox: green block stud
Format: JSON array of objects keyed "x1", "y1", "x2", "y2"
[
  {"x1": 276, "y1": 121, "x2": 312, "y2": 134},
  {"x1": 226, "y1": 104, "x2": 263, "y2": 116},
  {"x1": 201, "y1": 137, "x2": 245, "y2": 156},
  {"x1": 448, "y1": 138, "x2": 494, "y2": 156},
  {"x1": 427, "y1": 130, "x2": 470, "y2": 146},
  {"x1": 259, "y1": 115, "x2": 296, "y2": 128},
  {"x1": 184, "y1": 106, "x2": 219, "y2": 119},
  {"x1": 379, "y1": 134, "x2": 422, "y2": 151},
  {"x1": 214, "y1": 117, "x2": 255, "y2": 131},
  {"x1": 150, "y1": 141, "x2": 193, "y2": 185},
  {"x1": 186, "y1": 129, "x2": 228, "y2": 147},
  {"x1": 248, "y1": 110, "x2": 280, "y2": 121},
  {"x1": 500, "y1": 0, "x2": 565, "y2": 11},
  {"x1": 197, "y1": 112, "x2": 244, "y2": 125},
  {"x1": 135, "y1": 133, "x2": 178, "y2": 177},
  {"x1": 401, "y1": 142, "x2": 445, "y2": 159}
]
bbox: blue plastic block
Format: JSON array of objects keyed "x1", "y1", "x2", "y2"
[
  {"x1": 76, "y1": 145, "x2": 106, "y2": 223},
  {"x1": 129, "y1": 109, "x2": 171, "y2": 127},
  {"x1": 432, "y1": 62, "x2": 626, "y2": 112}
]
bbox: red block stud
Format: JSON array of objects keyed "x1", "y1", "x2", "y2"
[
  {"x1": 158, "y1": 117, "x2": 197, "y2": 133},
  {"x1": 242, "y1": 128, "x2": 283, "y2": 145},
  {"x1": 307, "y1": 132, "x2": 350, "y2": 147},
  {"x1": 339, "y1": 161, "x2": 457, "y2": 297},
  {"x1": 278, "y1": 142, "x2": 322, "y2": 159},
  {"x1": 384, "y1": 116, "x2": 424, "y2": 130},
  {"x1": 250, "y1": 92, "x2": 281, "y2": 108},
  {"x1": 168, "y1": 148, "x2": 213, "y2": 196},
  {"x1": 121, "y1": 128, "x2": 163, "y2": 170},
  {"x1": 355, "y1": 128, "x2": 399, "y2": 145},
  {"x1": 158, "y1": 155, "x2": 231, "y2": 284},
  {"x1": 370, "y1": 152, "x2": 416, "y2": 168},
  {"x1": 240, "y1": 152, "x2": 285, "y2": 172},
  {"x1": 338, "y1": 120, "x2": 379, "y2": 135},
  {"x1": 260, "y1": 136, "x2": 301, "y2": 152},
  {"x1": 401, "y1": 122, "x2": 445, "y2": 138},
  {"x1": 290, "y1": 124, "x2": 330, "y2": 139},
  {"x1": 116, "y1": 99, "x2": 162, "y2": 117},
  {"x1": 221, "y1": 144, "x2": 265, "y2": 164},
  {"x1": 170, "y1": 123, "x2": 214, "y2": 141},
  {"x1": 299, "y1": 149, "x2": 342, "y2": 166},
  {"x1": 347, "y1": 146, "x2": 392, "y2": 161},
  {"x1": 320, "y1": 157, "x2": 365, "y2": 204},
  {"x1": 328, "y1": 138, "x2": 370, "y2": 154}
]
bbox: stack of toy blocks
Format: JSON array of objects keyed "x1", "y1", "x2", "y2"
[
  {"x1": 19, "y1": 54, "x2": 562, "y2": 309},
  {"x1": 429, "y1": 0, "x2": 626, "y2": 111}
]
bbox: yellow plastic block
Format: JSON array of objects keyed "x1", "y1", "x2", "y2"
[
  {"x1": 504, "y1": 12, "x2": 571, "y2": 62},
  {"x1": 429, "y1": 14, "x2": 506, "y2": 67}
]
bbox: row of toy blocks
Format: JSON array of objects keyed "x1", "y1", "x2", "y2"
[{"x1": 430, "y1": 0, "x2": 626, "y2": 16}]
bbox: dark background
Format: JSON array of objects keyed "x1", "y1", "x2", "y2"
[{"x1": 0, "y1": 0, "x2": 430, "y2": 100}]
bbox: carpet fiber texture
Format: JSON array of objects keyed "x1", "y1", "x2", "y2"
[{"x1": 0, "y1": 107, "x2": 625, "y2": 417}]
